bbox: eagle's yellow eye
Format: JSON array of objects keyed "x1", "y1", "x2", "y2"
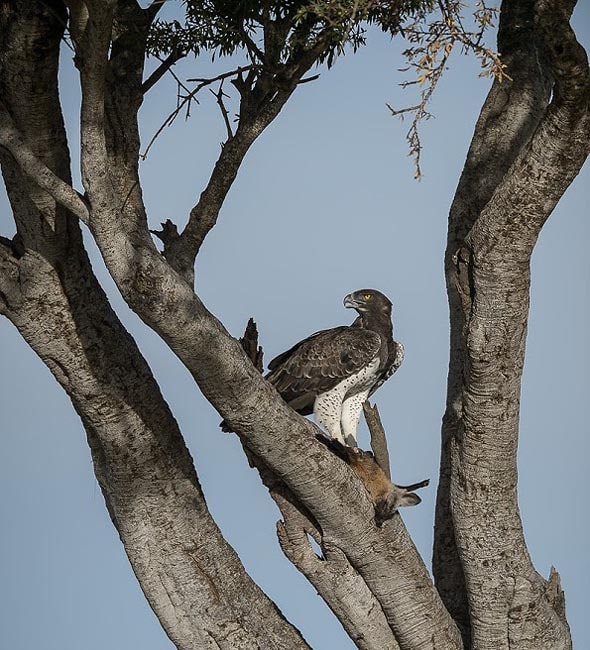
[{"x1": 364, "y1": 293, "x2": 372, "y2": 300}]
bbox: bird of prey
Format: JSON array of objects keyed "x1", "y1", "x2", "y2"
[{"x1": 266, "y1": 289, "x2": 403, "y2": 446}]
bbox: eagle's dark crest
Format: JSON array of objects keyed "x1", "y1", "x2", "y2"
[{"x1": 266, "y1": 289, "x2": 403, "y2": 446}]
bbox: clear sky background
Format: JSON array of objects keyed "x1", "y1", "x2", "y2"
[{"x1": 1, "y1": 3, "x2": 588, "y2": 649}]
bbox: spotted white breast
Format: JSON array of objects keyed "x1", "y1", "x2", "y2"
[{"x1": 314, "y1": 355, "x2": 381, "y2": 446}]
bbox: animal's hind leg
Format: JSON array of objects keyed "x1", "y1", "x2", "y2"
[{"x1": 314, "y1": 390, "x2": 345, "y2": 443}]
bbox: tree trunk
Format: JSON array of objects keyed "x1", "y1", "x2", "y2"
[
  {"x1": 434, "y1": 1, "x2": 589, "y2": 648},
  {"x1": 0, "y1": 1, "x2": 587, "y2": 649},
  {"x1": 0, "y1": 4, "x2": 311, "y2": 648}
]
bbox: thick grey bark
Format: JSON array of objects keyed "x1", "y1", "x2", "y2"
[
  {"x1": 270, "y1": 470, "x2": 401, "y2": 650},
  {"x1": 238, "y1": 323, "x2": 401, "y2": 650},
  {"x1": 1, "y1": 2, "x2": 460, "y2": 650},
  {"x1": 1, "y1": 253, "x2": 311, "y2": 650},
  {"x1": 66, "y1": 3, "x2": 463, "y2": 649},
  {"x1": 74, "y1": 10, "x2": 462, "y2": 650},
  {"x1": 71, "y1": 4, "x2": 462, "y2": 649},
  {"x1": 1, "y1": 0, "x2": 586, "y2": 648},
  {"x1": 0, "y1": 4, "x2": 311, "y2": 649},
  {"x1": 277, "y1": 499, "x2": 401, "y2": 650},
  {"x1": 434, "y1": 0, "x2": 588, "y2": 648}
]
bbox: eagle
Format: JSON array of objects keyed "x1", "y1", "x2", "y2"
[{"x1": 266, "y1": 289, "x2": 403, "y2": 447}]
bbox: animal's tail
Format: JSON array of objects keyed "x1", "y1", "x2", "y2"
[{"x1": 395, "y1": 479, "x2": 430, "y2": 492}]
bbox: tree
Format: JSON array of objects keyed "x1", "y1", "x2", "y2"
[{"x1": 0, "y1": 1, "x2": 587, "y2": 649}]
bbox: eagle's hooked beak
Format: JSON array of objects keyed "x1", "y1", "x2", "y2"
[{"x1": 343, "y1": 293, "x2": 363, "y2": 310}]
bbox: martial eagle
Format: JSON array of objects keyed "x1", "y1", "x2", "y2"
[{"x1": 267, "y1": 289, "x2": 403, "y2": 446}]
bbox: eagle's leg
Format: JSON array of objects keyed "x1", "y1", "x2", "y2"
[
  {"x1": 313, "y1": 390, "x2": 345, "y2": 443},
  {"x1": 341, "y1": 390, "x2": 370, "y2": 448}
]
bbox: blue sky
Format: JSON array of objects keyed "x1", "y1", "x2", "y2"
[{"x1": 1, "y1": 3, "x2": 588, "y2": 649}]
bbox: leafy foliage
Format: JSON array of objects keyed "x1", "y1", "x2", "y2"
[
  {"x1": 390, "y1": 0, "x2": 504, "y2": 177},
  {"x1": 147, "y1": 0, "x2": 436, "y2": 66},
  {"x1": 145, "y1": 0, "x2": 503, "y2": 176}
]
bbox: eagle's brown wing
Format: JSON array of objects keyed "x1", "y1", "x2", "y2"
[{"x1": 266, "y1": 326, "x2": 381, "y2": 413}]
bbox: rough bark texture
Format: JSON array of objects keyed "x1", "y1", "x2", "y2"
[
  {"x1": 237, "y1": 322, "x2": 406, "y2": 650},
  {"x1": 1, "y1": 0, "x2": 587, "y2": 649},
  {"x1": 72, "y1": 5, "x2": 463, "y2": 647},
  {"x1": 1, "y1": 2, "x2": 461, "y2": 649},
  {"x1": 0, "y1": 4, "x2": 311, "y2": 649},
  {"x1": 434, "y1": 1, "x2": 588, "y2": 649}
]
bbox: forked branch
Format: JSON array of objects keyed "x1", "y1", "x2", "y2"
[
  {"x1": 141, "y1": 65, "x2": 254, "y2": 160},
  {"x1": 0, "y1": 103, "x2": 89, "y2": 223},
  {"x1": 234, "y1": 319, "x2": 402, "y2": 649}
]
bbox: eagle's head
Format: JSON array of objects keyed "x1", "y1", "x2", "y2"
[{"x1": 343, "y1": 289, "x2": 392, "y2": 315}]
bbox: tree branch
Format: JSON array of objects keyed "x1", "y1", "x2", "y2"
[
  {"x1": 6, "y1": 249, "x2": 312, "y2": 650},
  {"x1": 159, "y1": 33, "x2": 342, "y2": 284},
  {"x1": 0, "y1": 5, "x2": 311, "y2": 648},
  {"x1": 210, "y1": 82, "x2": 235, "y2": 141},
  {"x1": 77, "y1": 4, "x2": 117, "y2": 215},
  {"x1": 363, "y1": 401, "x2": 391, "y2": 479},
  {"x1": 234, "y1": 320, "x2": 405, "y2": 649},
  {"x1": 69, "y1": 7, "x2": 463, "y2": 648},
  {"x1": 243, "y1": 439, "x2": 402, "y2": 650},
  {"x1": 0, "y1": 103, "x2": 89, "y2": 224},
  {"x1": 145, "y1": 0, "x2": 167, "y2": 22},
  {"x1": 0, "y1": 238, "x2": 20, "y2": 315},
  {"x1": 435, "y1": 0, "x2": 559, "y2": 636},
  {"x1": 276, "y1": 494, "x2": 401, "y2": 650},
  {"x1": 141, "y1": 49, "x2": 186, "y2": 94},
  {"x1": 160, "y1": 83, "x2": 298, "y2": 283},
  {"x1": 86, "y1": 140, "x2": 463, "y2": 650},
  {"x1": 141, "y1": 66, "x2": 254, "y2": 161}
]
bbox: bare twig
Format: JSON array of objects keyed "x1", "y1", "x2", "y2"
[
  {"x1": 141, "y1": 65, "x2": 254, "y2": 159},
  {"x1": 210, "y1": 81, "x2": 234, "y2": 141},
  {"x1": 185, "y1": 65, "x2": 255, "y2": 85},
  {"x1": 298, "y1": 73, "x2": 321, "y2": 85},
  {"x1": 239, "y1": 26, "x2": 266, "y2": 64},
  {"x1": 392, "y1": 0, "x2": 506, "y2": 178},
  {"x1": 160, "y1": 61, "x2": 192, "y2": 99}
]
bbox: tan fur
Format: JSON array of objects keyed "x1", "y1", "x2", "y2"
[
  {"x1": 346, "y1": 449, "x2": 392, "y2": 503},
  {"x1": 316, "y1": 437, "x2": 426, "y2": 526}
]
